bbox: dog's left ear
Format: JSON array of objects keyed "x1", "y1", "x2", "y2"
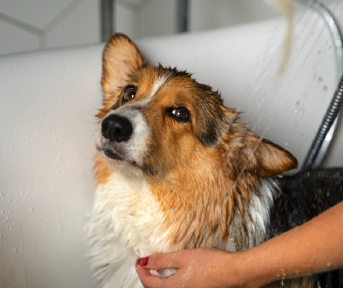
[
  {"x1": 101, "y1": 34, "x2": 144, "y2": 109},
  {"x1": 246, "y1": 133, "x2": 298, "y2": 178}
]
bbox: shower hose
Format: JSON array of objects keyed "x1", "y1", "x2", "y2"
[{"x1": 296, "y1": 0, "x2": 343, "y2": 169}]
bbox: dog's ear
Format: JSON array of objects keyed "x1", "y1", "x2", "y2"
[
  {"x1": 223, "y1": 127, "x2": 297, "y2": 179},
  {"x1": 101, "y1": 34, "x2": 144, "y2": 109},
  {"x1": 245, "y1": 133, "x2": 298, "y2": 178}
]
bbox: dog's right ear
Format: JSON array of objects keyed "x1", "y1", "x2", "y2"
[{"x1": 101, "y1": 34, "x2": 144, "y2": 110}]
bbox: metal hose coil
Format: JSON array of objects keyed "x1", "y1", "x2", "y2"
[
  {"x1": 297, "y1": 0, "x2": 343, "y2": 169},
  {"x1": 303, "y1": 73, "x2": 343, "y2": 169}
]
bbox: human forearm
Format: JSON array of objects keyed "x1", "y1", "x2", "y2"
[
  {"x1": 236, "y1": 201, "x2": 343, "y2": 286},
  {"x1": 136, "y1": 201, "x2": 343, "y2": 288}
]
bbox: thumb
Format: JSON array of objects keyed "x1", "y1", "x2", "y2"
[
  {"x1": 136, "y1": 251, "x2": 184, "y2": 270},
  {"x1": 136, "y1": 252, "x2": 186, "y2": 288}
]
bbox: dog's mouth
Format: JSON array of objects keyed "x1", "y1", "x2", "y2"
[
  {"x1": 97, "y1": 145, "x2": 157, "y2": 176},
  {"x1": 98, "y1": 145, "x2": 139, "y2": 168},
  {"x1": 102, "y1": 148, "x2": 124, "y2": 161}
]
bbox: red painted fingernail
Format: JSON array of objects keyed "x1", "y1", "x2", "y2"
[{"x1": 136, "y1": 256, "x2": 150, "y2": 267}]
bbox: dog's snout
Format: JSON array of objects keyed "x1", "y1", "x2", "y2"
[{"x1": 102, "y1": 114, "x2": 133, "y2": 142}]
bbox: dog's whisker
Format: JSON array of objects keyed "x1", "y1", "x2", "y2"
[{"x1": 76, "y1": 150, "x2": 96, "y2": 162}]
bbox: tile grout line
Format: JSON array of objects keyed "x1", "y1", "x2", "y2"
[
  {"x1": 43, "y1": 0, "x2": 86, "y2": 33},
  {"x1": 0, "y1": 11, "x2": 43, "y2": 36}
]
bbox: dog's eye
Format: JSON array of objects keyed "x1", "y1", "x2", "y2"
[
  {"x1": 172, "y1": 108, "x2": 189, "y2": 119},
  {"x1": 166, "y1": 107, "x2": 191, "y2": 123},
  {"x1": 122, "y1": 86, "x2": 136, "y2": 104}
]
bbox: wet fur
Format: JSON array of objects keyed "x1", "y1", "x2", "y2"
[{"x1": 88, "y1": 34, "x2": 343, "y2": 288}]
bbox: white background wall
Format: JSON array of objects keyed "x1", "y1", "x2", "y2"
[
  {"x1": 0, "y1": 1, "x2": 342, "y2": 288},
  {"x1": 0, "y1": 0, "x2": 338, "y2": 56}
]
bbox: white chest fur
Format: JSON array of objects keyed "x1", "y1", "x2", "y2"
[
  {"x1": 88, "y1": 173, "x2": 276, "y2": 287},
  {"x1": 88, "y1": 172, "x2": 169, "y2": 287}
]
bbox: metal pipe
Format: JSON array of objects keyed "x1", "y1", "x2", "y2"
[
  {"x1": 176, "y1": 0, "x2": 189, "y2": 33},
  {"x1": 101, "y1": 0, "x2": 114, "y2": 42}
]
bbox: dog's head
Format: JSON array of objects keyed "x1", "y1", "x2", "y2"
[
  {"x1": 94, "y1": 34, "x2": 298, "y2": 248},
  {"x1": 95, "y1": 34, "x2": 297, "y2": 186}
]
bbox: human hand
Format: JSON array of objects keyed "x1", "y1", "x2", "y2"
[
  {"x1": 135, "y1": 248, "x2": 256, "y2": 288},
  {"x1": 136, "y1": 202, "x2": 343, "y2": 288}
]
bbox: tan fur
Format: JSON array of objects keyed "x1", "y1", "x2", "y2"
[
  {"x1": 94, "y1": 154, "x2": 113, "y2": 185},
  {"x1": 101, "y1": 34, "x2": 144, "y2": 110},
  {"x1": 92, "y1": 34, "x2": 316, "y2": 288},
  {"x1": 146, "y1": 107, "x2": 297, "y2": 252}
]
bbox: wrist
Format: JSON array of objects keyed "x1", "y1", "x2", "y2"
[{"x1": 227, "y1": 247, "x2": 277, "y2": 288}]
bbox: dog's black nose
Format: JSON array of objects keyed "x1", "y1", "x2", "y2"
[{"x1": 101, "y1": 114, "x2": 133, "y2": 142}]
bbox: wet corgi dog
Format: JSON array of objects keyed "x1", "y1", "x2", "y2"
[{"x1": 88, "y1": 34, "x2": 343, "y2": 288}]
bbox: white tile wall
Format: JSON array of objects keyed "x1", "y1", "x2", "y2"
[
  {"x1": 46, "y1": 0, "x2": 99, "y2": 49},
  {"x1": 137, "y1": 0, "x2": 176, "y2": 38},
  {"x1": 0, "y1": 0, "x2": 100, "y2": 55},
  {"x1": 115, "y1": 2, "x2": 136, "y2": 39},
  {"x1": 0, "y1": 18, "x2": 40, "y2": 54},
  {"x1": 0, "y1": 0, "x2": 340, "y2": 55},
  {"x1": 0, "y1": 0, "x2": 74, "y2": 29},
  {"x1": 189, "y1": 0, "x2": 279, "y2": 32}
]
